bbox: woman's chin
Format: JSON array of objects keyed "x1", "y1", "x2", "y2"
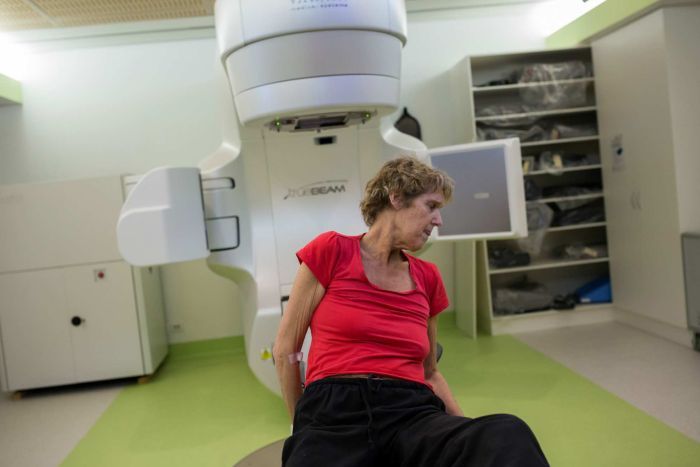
[{"x1": 408, "y1": 237, "x2": 428, "y2": 251}]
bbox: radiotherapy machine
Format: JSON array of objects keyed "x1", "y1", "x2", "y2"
[{"x1": 117, "y1": 0, "x2": 526, "y2": 395}]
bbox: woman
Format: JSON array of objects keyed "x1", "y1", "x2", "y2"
[{"x1": 274, "y1": 157, "x2": 549, "y2": 466}]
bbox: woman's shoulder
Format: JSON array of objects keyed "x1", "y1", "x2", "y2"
[
  {"x1": 308, "y1": 231, "x2": 362, "y2": 249},
  {"x1": 403, "y1": 252, "x2": 440, "y2": 276}
]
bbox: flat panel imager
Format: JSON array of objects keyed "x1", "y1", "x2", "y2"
[{"x1": 430, "y1": 139, "x2": 527, "y2": 241}]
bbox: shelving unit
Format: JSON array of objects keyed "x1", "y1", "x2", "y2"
[{"x1": 451, "y1": 47, "x2": 613, "y2": 335}]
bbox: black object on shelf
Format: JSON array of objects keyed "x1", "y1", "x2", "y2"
[
  {"x1": 524, "y1": 179, "x2": 542, "y2": 201},
  {"x1": 552, "y1": 293, "x2": 579, "y2": 310},
  {"x1": 489, "y1": 247, "x2": 531, "y2": 269},
  {"x1": 394, "y1": 107, "x2": 422, "y2": 141},
  {"x1": 552, "y1": 199, "x2": 606, "y2": 226}
]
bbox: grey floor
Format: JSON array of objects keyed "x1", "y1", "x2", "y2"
[
  {"x1": 0, "y1": 380, "x2": 124, "y2": 467},
  {"x1": 515, "y1": 321, "x2": 700, "y2": 443},
  {"x1": 1, "y1": 321, "x2": 699, "y2": 467}
]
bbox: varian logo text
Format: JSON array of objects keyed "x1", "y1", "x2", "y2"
[
  {"x1": 284, "y1": 180, "x2": 348, "y2": 200},
  {"x1": 290, "y1": 0, "x2": 349, "y2": 10}
]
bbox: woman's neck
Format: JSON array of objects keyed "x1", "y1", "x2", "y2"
[{"x1": 361, "y1": 221, "x2": 404, "y2": 265}]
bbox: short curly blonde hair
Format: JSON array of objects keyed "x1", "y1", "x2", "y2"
[{"x1": 360, "y1": 156, "x2": 454, "y2": 226}]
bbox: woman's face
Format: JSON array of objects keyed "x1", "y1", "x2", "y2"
[{"x1": 394, "y1": 191, "x2": 445, "y2": 251}]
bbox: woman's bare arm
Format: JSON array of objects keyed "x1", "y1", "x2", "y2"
[
  {"x1": 424, "y1": 316, "x2": 464, "y2": 417},
  {"x1": 273, "y1": 263, "x2": 326, "y2": 420}
]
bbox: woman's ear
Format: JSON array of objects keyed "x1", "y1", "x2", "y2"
[{"x1": 389, "y1": 192, "x2": 403, "y2": 210}]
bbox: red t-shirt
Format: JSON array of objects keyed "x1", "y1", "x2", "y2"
[{"x1": 296, "y1": 231, "x2": 449, "y2": 387}]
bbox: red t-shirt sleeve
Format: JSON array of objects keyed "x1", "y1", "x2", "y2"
[
  {"x1": 296, "y1": 231, "x2": 339, "y2": 288},
  {"x1": 428, "y1": 263, "x2": 449, "y2": 317}
]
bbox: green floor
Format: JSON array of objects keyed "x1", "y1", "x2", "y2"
[{"x1": 62, "y1": 315, "x2": 700, "y2": 466}]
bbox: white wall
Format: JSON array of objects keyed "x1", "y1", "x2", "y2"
[
  {"x1": 0, "y1": 38, "x2": 222, "y2": 183},
  {"x1": 0, "y1": 4, "x2": 548, "y2": 343}
]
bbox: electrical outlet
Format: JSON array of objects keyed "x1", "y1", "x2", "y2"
[{"x1": 170, "y1": 323, "x2": 184, "y2": 333}]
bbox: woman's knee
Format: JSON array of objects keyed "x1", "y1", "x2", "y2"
[
  {"x1": 482, "y1": 414, "x2": 548, "y2": 464},
  {"x1": 483, "y1": 414, "x2": 534, "y2": 436}
]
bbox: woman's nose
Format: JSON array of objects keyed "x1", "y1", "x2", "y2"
[{"x1": 433, "y1": 210, "x2": 443, "y2": 227}]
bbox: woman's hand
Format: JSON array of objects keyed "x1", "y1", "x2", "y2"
[{"x1": 424, "y1": 316, "x2": 464, "y2": 417}]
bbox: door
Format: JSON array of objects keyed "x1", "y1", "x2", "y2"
[
  {"x1": 0, "y1": 269, "x2": 76, "y2": 391},
  {"x1": 64, "y1": 262, "x2": 143, "y2": 382}
]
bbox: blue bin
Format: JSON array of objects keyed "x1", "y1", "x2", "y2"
[{"x1": 577, "y1": 276, "x2": 612, "y2": 304}]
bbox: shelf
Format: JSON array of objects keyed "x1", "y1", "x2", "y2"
[
  {"x1": 472, "y1": 77, "x2": 595, "y2": 93},
  {"x1": 489, "y1": 303, "x2": 615, "y2": 335},
  {"x1": 493, "y1": 303, "x2": 612, "y2": 320},
  {"x1": 525, "y1": 164, "x2": 602, "y2": 176},
  {"x1": 475, "y1": 106, "x2": 597, "y2": 123},
  {"x1": 528, "y1": 192, "x2": 603, "y2": 204},
  {"x1": 489, "y1": 257, "x2": 609, "y2": 275},
  {"x1": 520, "y1": 136, "x2": 599, "y2": 148},
  {"x1": 546, "y1": 222, "x2": 607, "y2": 233}
]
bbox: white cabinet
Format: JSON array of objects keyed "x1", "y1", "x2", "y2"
[
  {"x1": 0, "y1": 269, "x2": 76, "y2": 390},
  {"x1": 592, "y1": 5, "x2": 700, "y2": 338},
  {"x1": 0, "y1": 176, "x2": 168, "y2": 392},
  {"x1": 451, "y1": 47, "x2": 614, "y2": 335}
]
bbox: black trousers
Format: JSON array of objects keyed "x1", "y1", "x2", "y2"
[{"x1": 282, "y1": 377, "x2": 549, "y2": 467}]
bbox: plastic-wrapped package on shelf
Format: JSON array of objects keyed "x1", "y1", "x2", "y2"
[
  {"x1": 493, "y1": 277, "x2": 553, "y2": 315},
  {"x1": 552, "y1": 199, "x2": 606, "y2": 226},
  {"x1": 474, "y1": 96, "x2": 590, "y2": 116},
  {"x1": 518, "y1": 61, "x2": 591, "y2": 111},
  {"x1": 476, "y1": 121, "x2": 597, "y2": 142},
  {"x1": 554, "y1": 243, "x2": 608, "y2": 260},
  {"x1": 550, "y1": 123, "x2": 597, "y2": 140},
  {"x1": 476, "y1": 60, "x2": 590, "y2": 90},
  {"x1": 488, "y1": 246, "x2": 531, "y2": 269},
  {"x1": 517, "y1": 204, "x2": 554, "y2": 256},
  {"x1": 521, "y1": 82, "x2": 588, "y2": 110},
  {"x1": 476, "y1": 112, "x2": 543, "y2": 128},
  {"x1": 475, "y1": 103, "x2": 530, "y2": 117},
  {"x1": 542, "y1": 186, "x2": 603, "y2": 212},
  {"x1": 477, "y1": 124, "x2": 547, "y2": 142},
  {"x1": 519, "y1": 61, "x2": 590, "y2": 83}
]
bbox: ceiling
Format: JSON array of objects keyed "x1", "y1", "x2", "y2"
[
  {"x1": 0, "y1": 0, "x2": 543, "y2": 33},
  {"x1": 0, "y1": 1, "x2": 215, "y2": 32}
]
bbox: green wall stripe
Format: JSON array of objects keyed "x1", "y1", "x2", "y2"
[
  {"x1": 0, "y1": 73, "x2": 22, "y2": 104},
  {"x1": 546, "y1": 0, "x2": 660, "y2": 48}
]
